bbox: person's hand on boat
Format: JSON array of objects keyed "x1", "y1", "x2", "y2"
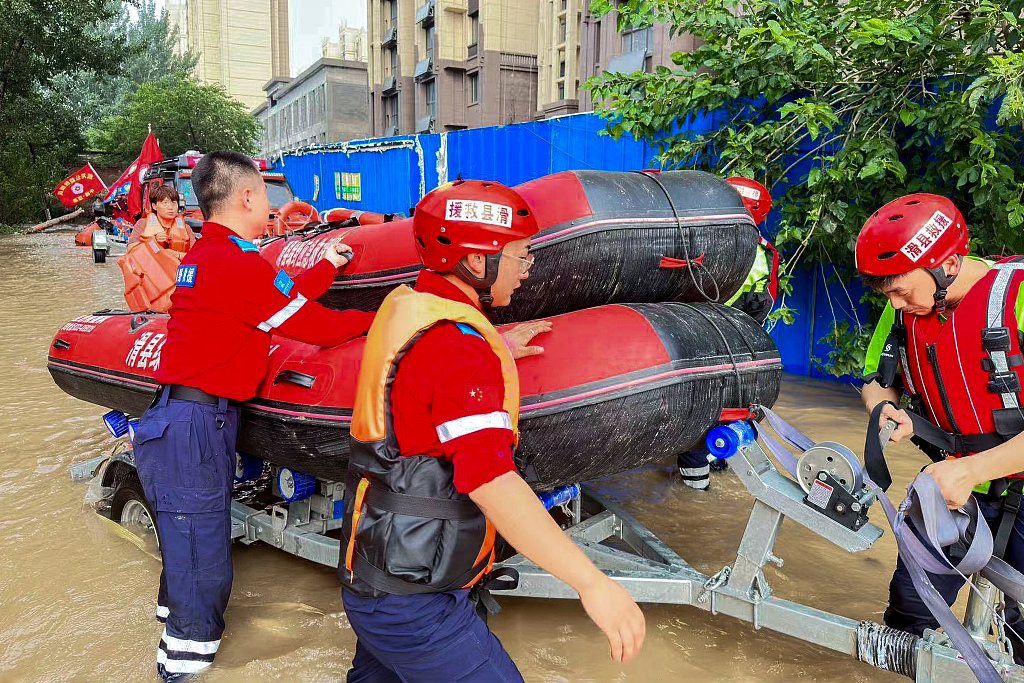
[
  {"x1": 880, "y1": 402, "x2": 914, "y2": 443},
  {"x1": 578, "y1": 575, "x2": 646, "y2": 663},
  {"x1": 325, "y1": 243, "x2": 355, "y2": 268},
  {"x1": 923, "y1": 457, "x2": 980, "y2": 509},
  {"x1": 502, "y1": 320, "x2": 552, "y2": 359}
]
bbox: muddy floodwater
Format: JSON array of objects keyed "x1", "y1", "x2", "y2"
[{"x1": 0, "y1": 231, "x2": 932, "y2": 682}]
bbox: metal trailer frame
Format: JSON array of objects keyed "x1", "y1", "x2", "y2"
[{"x1": 69, "y1": 420, "x2": 1024, "y2": 683}]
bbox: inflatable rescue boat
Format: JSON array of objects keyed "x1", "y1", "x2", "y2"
[
  {"x1": 259, "y1": 170, "x2": 760, "y2": 324},
  {"x1": 48, "y1": 302, "x2": 781, "y2": 489}
]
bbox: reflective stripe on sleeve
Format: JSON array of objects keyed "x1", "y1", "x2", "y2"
[
  {"x1": 257, "y1": 294, "x2": 308, "y2": 332},
  {"x1": 436, "y1": 411, "x2": 513, "y2": 443}
]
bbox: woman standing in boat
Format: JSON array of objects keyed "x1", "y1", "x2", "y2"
[{"x1": 128, "y1": 184, "x2": 196, "y2": 260}]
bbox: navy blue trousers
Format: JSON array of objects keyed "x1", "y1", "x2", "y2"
[
  {"x1": 342, "y1": 588, "x2": 524, "y2": 683},
  {"x1": 886, "y1": 493, "x2": 1024, "y2": 660},
  {"x1": 134, "y1": 387, "x2": 239, "y2": 679}
]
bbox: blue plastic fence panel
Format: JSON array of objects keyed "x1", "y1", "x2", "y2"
[{"x1": 770, "y1": 266, "x2": 871, "y2": 382}]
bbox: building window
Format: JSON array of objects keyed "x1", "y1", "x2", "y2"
[
  {"x1": 468, "y1": 72, "x2": 479, "y2": 104},
  {"x1": 426, "y1": 25, "x2": 435, "y2": 59},
  {"x1": 558, "y1": 82, "x2": 564, "y2": 100},
  {"x1": 559, "y1": 18, "x2": 566, "y2": 43},
  {"x1": 389, "y1": 0, "x2": 397, "y2": 28},
  {"x1": 560, "y1": 0, "x2": 567, "y2": 10},
  {"x1": 469, "y1": 12, "x2": 478, "y2": 47},
  {"x1": 559, "y1": 59, "x2": 566, "y2": 78},
  {"x1": 320, "y1": 84, "x2": 327, "y2": 116},
  {"x1": 425, "y1": 79, "x2": 436, "y2": 119},
  {"x1": 621, "y1": 25, "x2": 652, "y2": 54}
]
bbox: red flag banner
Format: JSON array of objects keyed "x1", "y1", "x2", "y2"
[
  {"x1": 53, "y1": 163, "x2": 107, "y2": 209},
  {"x1": 102, "y1": 132, "x2": 163, "y2": 218}
]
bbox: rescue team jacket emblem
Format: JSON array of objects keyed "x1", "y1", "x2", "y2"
[
  {"x1": 877, "y1": 256, "x2": 1024, "y2": 466},
  {"x1": 145, "y1": 214, "x2": 191, "y2": 254},
  {"x1": 339, "y1": 285, "x2": 520, "y2": 598}
]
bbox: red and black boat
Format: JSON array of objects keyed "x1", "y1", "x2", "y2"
[
  {"x1": 259, "y1": 170, "x2": 759, "y2": 324},
  {"x1": 47, "y1": 302, "x2": 781, "y2": 489}
]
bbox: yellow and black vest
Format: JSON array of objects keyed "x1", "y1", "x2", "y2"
[{"x1": 339, "y1": 285, "x2": 519, "y2": 598}]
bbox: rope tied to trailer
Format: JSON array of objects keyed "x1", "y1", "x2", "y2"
[{"x1": 753, "y1": 405, "x2": 1024, "y2": 683}]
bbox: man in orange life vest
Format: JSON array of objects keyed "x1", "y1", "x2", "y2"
[
  {"x1": 858, "y1": 194, "x2": 1024, "y2": 658},
  {"x1": 339, "y1": 180, "x2": 646, "y2": 681},
  {"x1": 132, "y1": 150, "x2": 374, "y2": 680},
  {"x1": 129, "y1": 184, "x2": 196, "y2": 260}
]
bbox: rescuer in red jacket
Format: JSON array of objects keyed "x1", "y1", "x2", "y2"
[
  {"x1": 338, "y1": 180, "x2": 645, "y2": 682},
  {"x1": 858, "y1": 193, "x2": 1024, "y2": 661},
  {"x1": 132, "y1": 150, "x2": 374, "y2": 681}
]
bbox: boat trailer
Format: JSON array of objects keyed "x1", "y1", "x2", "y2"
[{"x1": 71, "y1": 416, "x2": 1024, "y2": 682}]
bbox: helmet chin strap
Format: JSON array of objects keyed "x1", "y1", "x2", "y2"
[
  {"x1": 927, "y1": 255, "x2": 962, "y2": 314},
  {"x1": 453, "y1": 252, "x2": 503, "y2": 309}
]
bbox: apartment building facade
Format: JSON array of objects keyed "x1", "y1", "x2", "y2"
[
  {"x1": 253, "y1": 58, "x2": 370, "y2": 158},
  {"x1": 577, "y1": 9, "x2": 699, "y2": 112},
  {"x1": 166, "y1": 0, "x2": 290, "y2": 110},
  {"x1": 367, "y1": 0, "x2": 540, "y2": 137},
  {"x1": 533, "y1": 0, "x2": 700, "y2": 116},
  {"x1": 321, "y1": 19, "x2": 369, "y2": 62}
]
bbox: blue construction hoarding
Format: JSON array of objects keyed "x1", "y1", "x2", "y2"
[{"x1": 272, "y1": 112, "x2": 868, "y2": 381}]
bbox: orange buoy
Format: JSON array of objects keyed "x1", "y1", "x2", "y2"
[{"x1": 74, "y1": 225, "x2": 95, "y2": 246}]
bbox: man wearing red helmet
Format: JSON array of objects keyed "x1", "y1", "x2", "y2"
[
  {"x1": 338, "y1": 180, "x2": 645, "y2": 681},
  {"x1": 857, "y1": 193, "x2": 1024, "y2": 657},
  {"x1": 677, "y1": 176, "x2": 781, "y2": 490}
]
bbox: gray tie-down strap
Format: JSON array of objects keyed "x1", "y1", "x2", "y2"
[{"x1": 755, "y1": 406, "x2": 1024, "y2": 683}]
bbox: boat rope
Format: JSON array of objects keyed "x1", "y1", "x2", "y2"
[{"x1": 631, "y1": 170, "x2": 721, "y2": 303}]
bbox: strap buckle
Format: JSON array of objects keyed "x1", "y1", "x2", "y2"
[
  {"x1": 982, "y1": 327, "x2": 1013, "y2": 352},
  {"x1": 988, "y1": 371, "x2": 1022, "y2": 395}
]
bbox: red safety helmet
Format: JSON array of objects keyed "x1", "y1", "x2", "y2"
[
  {"x1": 414, "y1": 179, "x2": 539, "y2": 304},
  {"x1": 855, "y1": 193, "x2": 969, "y2": 312},
  {"x1": 726, "y1": 177, "x2": 772, "y2": 226}
]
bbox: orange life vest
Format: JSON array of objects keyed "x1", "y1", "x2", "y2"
[
  {"x1": 139, "y1": 214, "x2": 191, "y2": 256},
  {"x1": 118, "y1": 239, "x2": 181, "y2": 313},
  {"x1": 339, "y1": 285, "x2": 519, "y2": 598}
]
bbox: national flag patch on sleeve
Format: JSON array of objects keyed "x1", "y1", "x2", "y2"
[{"x1": 465, "y1": 384, "x2": 499, "y2": 409}]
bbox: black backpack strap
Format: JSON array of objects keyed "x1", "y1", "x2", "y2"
[{"x1": 995, "y1": 479, "x2": 1024, "y2": 559}]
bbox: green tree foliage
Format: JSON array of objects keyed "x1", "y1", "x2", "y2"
[
  {"x1": 0, "y1": 0, "x2": 126, "y2": 225},
  {"x1": 52, "y1": 0, "x2": 198, "y2": 130},
  {"x1": 92, "y1": 77, "x2": 261, "y2": 162},
  {"x1": 587, "y1": 0, "x2": 1024, "y2": 375}
]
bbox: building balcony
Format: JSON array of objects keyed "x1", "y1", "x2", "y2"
[
  {"x1": 382, "y1": 75, "x2": 397, "y2": 93},
  {"x1": 414, "y1": 55, "x2": 433, "y2": 79},
  {"x1": 415, "y1": 0, "x2": 435, "y2": 26},
  {"x1": 382, "y1": 25, "x2": 397, "y2": 47},
  {"x1": 415, "y1": 115, "x2": 435, "y2": 133},
  {"x1": 500, "y1": 52, "x2": 538, "y2": 71}
]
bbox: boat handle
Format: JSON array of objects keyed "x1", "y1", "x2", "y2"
[
  {"x1": 273, "y1": 370, "x2": 316, "y2": 389},
  {"x1": 52, "y1": 339, "x2": 71, "y2": 350}
]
